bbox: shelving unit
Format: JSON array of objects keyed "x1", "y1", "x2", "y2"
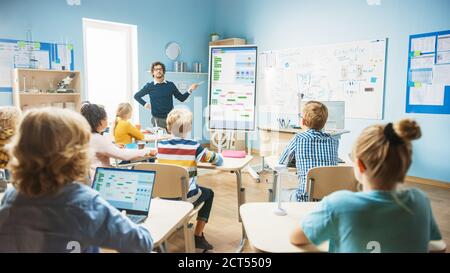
[
  {"x1": 209, "y1": 38, "x2": 246, "y2": 46},
  {"x1": 12, "y1": 68, "x2": 82, "y2": 111}
]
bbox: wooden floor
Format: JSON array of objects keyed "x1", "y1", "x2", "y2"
[{"x1": 164, "y1": 157, "x2": 450, "y2": 253}]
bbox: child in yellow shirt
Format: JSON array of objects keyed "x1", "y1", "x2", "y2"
[{"x1": 113, "y1": 103, "x2": 144, "y2": 145}]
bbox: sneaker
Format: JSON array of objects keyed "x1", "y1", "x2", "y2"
[{"x1": 195, "y1": 233, "x2": 213, "y2": 251}]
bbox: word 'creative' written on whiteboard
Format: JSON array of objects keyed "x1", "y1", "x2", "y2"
[{"x1": 258, "y1": 39, "x2": 387, "y2": 119}]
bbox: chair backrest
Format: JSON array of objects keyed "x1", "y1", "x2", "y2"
[
  {"x1": 306, "y1": 166, "x2": 359, "y2": 201},
  {"x1": 133, "y1": 163, "x2": 189, "y2": 200}
]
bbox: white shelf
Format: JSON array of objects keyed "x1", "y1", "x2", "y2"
[{"x1": 12, "y1": 68, "x2": 82, "y2": 111}]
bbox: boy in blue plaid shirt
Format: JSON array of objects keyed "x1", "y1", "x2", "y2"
[{"x1": 278, "y1": 101, "x2": 339, "y2": 201}]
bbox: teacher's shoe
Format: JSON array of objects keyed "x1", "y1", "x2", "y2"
[{"x1": 195, "y1": 233, "x2": 213, "y2": 251}]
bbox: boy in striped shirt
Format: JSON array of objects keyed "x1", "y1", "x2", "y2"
[
  {"x1": 279, "y1": 101, "x2": 339, "y2": 202},
  {"x1": 157, "y1": 108, "x2": 223, "y2": 251}
]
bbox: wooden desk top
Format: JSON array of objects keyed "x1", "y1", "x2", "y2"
[
  {"x1": 258, "y1": 126, "x2": 350, "y2": 136},
  {"x1": 141, "y1": 133, "x2": 172, "y2": 143},
  {"x1": 141, "y1": 198, "x2": 193, "y2": 246},
  {"x1": 197, "y1": 155, "x2": 253, "y2": 172},
  {"x1": 240, "y1": 202, "x2": 329, "y2": 253}
]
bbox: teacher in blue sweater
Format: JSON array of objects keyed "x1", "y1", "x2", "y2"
[{"x1": 134, "y1": 61, "x2": 199, "y2": 130}]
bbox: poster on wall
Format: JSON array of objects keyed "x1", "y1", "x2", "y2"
[
  {"x1": 406, "y1": 30, "x2": 450, "y2": 114},
  {"x1": 0, "y1": 38, "x2": 74, "y2": 93}
]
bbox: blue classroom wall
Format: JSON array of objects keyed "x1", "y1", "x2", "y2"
[
  {"x1": 1, "y1": 0, "x2": 449, "y2": 182},
  {"x1": 214, "y1": 0, "x2": 450, "y2": 183},
  {"x1": 0, "y1": 0, "x2": 214, "y2": 142}
]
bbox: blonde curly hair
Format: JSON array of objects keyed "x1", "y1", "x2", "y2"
[
  {"x1": 8, "y1": 107, "x2": 91, "y2": 197},
  {"x1": 166, "y1": 108, "x2": 193, "y2": 137}
]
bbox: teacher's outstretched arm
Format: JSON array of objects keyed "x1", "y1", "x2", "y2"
[
  {"x1": 172, "y1": 82, "x2": 199, "y2": 102},
  {"x1": 134, "y1": 83, "x2": 151, "y2": 109}
]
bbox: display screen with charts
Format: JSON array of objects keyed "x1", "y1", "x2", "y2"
[
  {"x1": 93, "y1": 168, "x2": 155, "y2": 212},
  {"x1": 208, "y1": 45, "x2": 257, "y2": 131}
]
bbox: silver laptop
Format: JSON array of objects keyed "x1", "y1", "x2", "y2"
[{"x1": 92, "y1": 167, "x2": 156, "y2": 224}]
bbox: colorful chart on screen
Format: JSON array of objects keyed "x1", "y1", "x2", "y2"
[{"x1": 208, "y1": 45, "x2": 257, "y2": 131}]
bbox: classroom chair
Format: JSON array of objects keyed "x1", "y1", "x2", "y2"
[
  {"x1": 306, "y1": 166, "x2": 359, "y2": 201},
  {"x1": 133, "y1": 163, "x2": 204, "y2": 253}
]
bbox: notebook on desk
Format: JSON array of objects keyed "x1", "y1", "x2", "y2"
[{"x1": 222, "y1": 150, "x2": 246, "y2": 158}]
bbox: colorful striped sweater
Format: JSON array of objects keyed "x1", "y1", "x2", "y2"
[{"x1": 157, "y1": 138, "x2": 223, "y2": 194}]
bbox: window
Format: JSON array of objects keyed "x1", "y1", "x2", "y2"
[{"x1": 83, "y1": 18, "x2": 138, "y2": 123}]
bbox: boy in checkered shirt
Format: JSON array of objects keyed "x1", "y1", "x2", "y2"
[{"x1": 278, "y1": 101, "x2": 339, "y2": 201}]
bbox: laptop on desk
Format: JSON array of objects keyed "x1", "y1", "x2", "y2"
[{"x1": 92, "y1": 167, "x2": 156, "y2": 224}]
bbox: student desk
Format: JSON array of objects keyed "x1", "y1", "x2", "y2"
[
  {"x1": 241, "y1": 202, "x2": 447, "y2": 253},
  {"x1": 141, "y1": 198, "x2": 194, "y2": 253},
  {"x1": 254, "y1": 126, "x2": 350, "y2": 182},
  {"x1": 258, "y1": 126, "x2": 349, "y2": 157},
  {"x1": 197, "y1": 155, "x2": 254, "y2": 252},
  {"x1": 141, "y1": 133, "x2": 172, "y2": 143},
  {"x1": 240, "y1": 202, "x2": 328, "y2": 252}
]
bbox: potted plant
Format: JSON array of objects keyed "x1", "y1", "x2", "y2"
[{"x1": 210, "y1": 32, "x2": 220, "y2": 42}]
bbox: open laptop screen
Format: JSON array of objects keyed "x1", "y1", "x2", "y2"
[{"x1": 92, "y1": 167, "x2": 155, "y2": 214}]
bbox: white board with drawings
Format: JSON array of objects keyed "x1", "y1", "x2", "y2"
[{"x1": 258, "y1": 39, "x2": 387, "y2": 119}]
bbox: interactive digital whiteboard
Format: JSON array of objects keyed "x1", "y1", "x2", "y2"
[{"x1": 208, "y1": 45, "x2": 257, "y2": 131}]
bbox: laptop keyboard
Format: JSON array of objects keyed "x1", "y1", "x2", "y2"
[{"x1": 127, "y1": 214, "x2": 146, "y2": 224}]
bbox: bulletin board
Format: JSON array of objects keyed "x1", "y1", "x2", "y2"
[
  {"x1": 0, "y1": 38, "x2": 74, "y2": 93},
  {"x1": 406, "y1": 30, "x2": 450, "y2": 114}
]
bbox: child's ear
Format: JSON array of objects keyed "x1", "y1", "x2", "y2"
[
  {"x1": 356, "y1": 159, "x2": 366, "y2": 173},
  {"x1": 301, "y1": 118, "x2": 307, "y2": 127}
]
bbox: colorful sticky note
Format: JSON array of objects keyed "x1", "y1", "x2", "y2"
[
  {"x1": 414, "y1": 82, "x2": 422, "y2": 88},
  {"x1": 17, "y1": 41, "x2": 26, "y2": 48},
  {"x1": 370, "y1": 77, "x2": 377, "y2": 83},
  {"x1": 33, "y1": 42, "x2": 41, "y2": 49}
]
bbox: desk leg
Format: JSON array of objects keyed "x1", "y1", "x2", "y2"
[
  {"x1": 236, "y1": 223, "x2": 247, "y2": 253},
  {"x1": 235, "y1": 170, "x2": 247, "y2": 252}
]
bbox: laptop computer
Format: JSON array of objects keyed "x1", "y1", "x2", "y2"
[{"x1": 92, "y1": 167, "x2": 156, "y2": 224}]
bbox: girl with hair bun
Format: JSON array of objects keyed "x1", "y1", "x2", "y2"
[{"x1": 290, "y1": 119, "x2": 443, "y2": 253}]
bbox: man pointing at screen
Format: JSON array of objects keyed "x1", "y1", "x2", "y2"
[{"x1": 134, "y1": 61, "x2": 199, "y2": 130}]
